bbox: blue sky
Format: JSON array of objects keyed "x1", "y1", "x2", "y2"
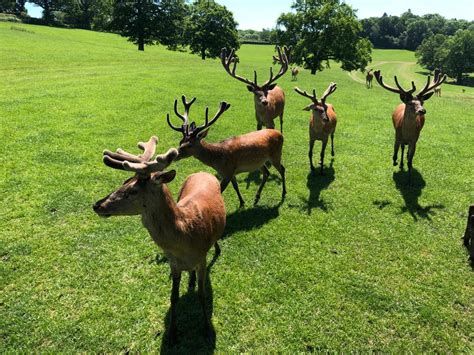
[{"x1": 25, "y1": 0, "x2": 474, "y2": 30}]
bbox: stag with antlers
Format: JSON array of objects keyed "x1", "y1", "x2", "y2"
[
  {"x1": 221, "y1": 46, "x2": 290, "y2": 133},
  {"x1": 294, "y1": 83, "x2": 338, "y2": 174},
  {"x1": 374, "y1": 69, "x2": 446, "y2": 176},
  {"x1": 167, "y1": 95, "x2": 286, "y2": 207},
  {"x1": 93, "y1": 136, "x2": 226, "y2": 344}
]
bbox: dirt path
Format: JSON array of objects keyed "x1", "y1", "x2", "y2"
[{"x1": 348, "y1": 61, "x2": 416, "y2": 84}]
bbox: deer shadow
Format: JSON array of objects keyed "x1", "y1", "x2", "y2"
[
  {"x1": 222, "y1": 203, "x2": 281, "y2": 240},
  {"x1": 392, "y1": 168, "x2": 444, "y2": 221},
  {"x1": 242, "y1": 168, "x2": 281, "y2": 189},
  {"x1": 159, "y1": 250, "x2": 220, "y2": 354},
  {"x1": 297, "y1": 160, "x2": 335, "y2": 215}
]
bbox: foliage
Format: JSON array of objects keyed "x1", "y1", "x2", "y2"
[
  {"x1": 238, "y1": 28, "x2": 275, "y2": 44},
  {"x1": 184, "y1": 0, "x2": 239, "y2": 60},
  {"x1": 275, "y1": 0, "x2": 372, "y2": 74},
  {"x1": 29, "y1": 0, "x2": 68, "y2": 24},
  {"x1": 360, "y1": 10, "x2": 473, "y2": 50},
  {"x1": 415, "y1": 34, "x2": 448, "y2": 71},
  {"x1": 0, "y1": 0, "x2": 15, "y2": 12},
  {"x1": 153, "y1": 0, "x2": 188, "y2": 50},
  {"x1": 61, "y1": 0, "x2": 113, "y2": 30},
  {"x1": 2, "y1": 22, "x2": 474, "y2": 353}
]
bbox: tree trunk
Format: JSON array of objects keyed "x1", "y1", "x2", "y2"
[
  {"x1": 201, "y1": 49, "x2": 206, "y2": 60},
  {"x1": 310, "y1": 67, "x2": 317, "y2": 75},
  {"x1": 138, "y1": 38, "x2": 144, "y2": 51},
  {"x1": 456, "y1": 73, "x2": 463, "y2": 85}
]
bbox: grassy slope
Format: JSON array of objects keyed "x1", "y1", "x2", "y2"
[{"x1": 1, "y1": 23, "x2": 473, "y2": 352}]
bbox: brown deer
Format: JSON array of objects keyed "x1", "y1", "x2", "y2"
[
  {"x1": 294, "y1": 83, "x2": 338, "y2": 174},
  {"x1": 366, "y1": 69, "x2": 373, "y2": 88},
  {"x1": 221, "y1": 46, "x2": 289, "y2": 133},
  {"x1": 291, "y1": 67, "x2": 299, "y2": 81},
  {"x1": 434, "y1": 87, "x2": 441, "y2": 97},
  {"x1": 374, "y1": 69, "x2": 446, "y2": 176},
  {"x1": 92, "y1": 136, "x2": 226, "y2": 344},
  {"x1": 167, "y1": 96, "x2": 286, "y2": 207}
]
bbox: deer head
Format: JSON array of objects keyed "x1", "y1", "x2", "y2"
[
  {"x1": 294, "y1": 83, "x2": 337, "y2": 122},
  {"x1": 221, "y1": 46, "x2": 289, "y2": 106},
  {"x1": 166, "y1": 96, "x2": 231, "y2": 159},
  {"x1": 374, "y1": 69, "x2": 446, "y2": 115},
  {"x1": 93, "y1": 136, "x2": 178, "y2": 217}
]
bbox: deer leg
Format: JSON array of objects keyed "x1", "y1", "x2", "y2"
[
  {"x1": 197, "y1": 261, "x2": 213, "y2": 338},
  {"x1": 407, "y1": 143, "x2": 416, "y2": 177},
  {"x1": 320, "y1": 139, "x2": 328, "y2": 175},
  {"x1": 280, "y1": 113, "x2": 284, "y2": 134},
  {"x1": 220, "y1": 177, "x2": 231, "y2": 193},
  {"x1": 272, "y1": 161, "x2": 286, "y2": 200},
  {"x1": 309, "y1": 138, "x2": 316, "y2": 171},
  {"x1": 169, "y1": 269, "x2": 181, "y2": 345},
  {"x1": 214, "y1": 242, "x2": 221, "y2": 256},
  {"x1": 393, "y1": 140, "x2": 400, "y2": 166},
  {"x1": 231, "y1": 176, "x2": 245, "y2": 208},
  {"x1": 254, "y1": 165, "x2": 270, "y2": 205},
  {"x1": 331, "y1": 133, "x2": 335, "y2": 156},
  {"x1": 400, "y1": 144, "x2": 405, "y2": 170},
  {"x1": 188, "y1": 270, "x2": 196, "y2": 292}
]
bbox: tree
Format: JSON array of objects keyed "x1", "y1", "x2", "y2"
[
  {"x1": 276, "y1": 0, "x2": 372, "y2": 75},
  {"x1": 30, "y1": 0, "x2": 67, "y2": 24},
  {"x1": 154, "y1": 0, "x2": 188, "y2": 50},
  {"x1": 0, "y1": 0, "x2": 15, "y2": 12},
  {"x1": 184, "y1": 0, "x2": 239, "y2": 60},
  {"x1": 415, "y1": 33, "x2": 447, "y2": 71},
  {"x1": 442, "y1": 29, "x2": 474, "y2": 83},
  {"x1": 62, "y1": 0, "x2": 114, "y2": 30},
  {"x1": 15, "y1": 0, "x2": 26, "y2": 14},
  {"x1": 406, "y1": 19, "x2": 432, "y2": 50},
  {"x1": 110, "y1": 0, "x2": 160, "y2": 51}
]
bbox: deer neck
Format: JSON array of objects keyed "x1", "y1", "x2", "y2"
[
  {"x1": 141, "y1": 184, "x2": 181, "y2": 248},
  {"x1": 193, "y1": 141, "x2": 225, "y2": 171}
]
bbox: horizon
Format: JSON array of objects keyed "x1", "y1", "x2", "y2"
[{"x1": 25, "y1": 0, "x2": 474, "y2": 30}]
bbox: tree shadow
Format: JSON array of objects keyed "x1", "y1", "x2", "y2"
[
  {"x1": 296, "y1": 160, "x2": 335, "y2": 215},
  {"x1": 159, "y1": 250, "x2": 220, "y2": 354},
  {"x1": 222, "y1": 203, "x2": 281, "y2": 240},
  {"x1": 392, "y1": 168, "x2": 444, "y2": 221}
]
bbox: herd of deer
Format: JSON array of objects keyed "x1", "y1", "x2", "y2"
[{"x1": 92, "y1": 46, "x2": 466, "y2": 343}]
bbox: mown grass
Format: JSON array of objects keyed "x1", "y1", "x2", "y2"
[{"x1": 1, "y1": 23, "x2": 473, "y2": 352}]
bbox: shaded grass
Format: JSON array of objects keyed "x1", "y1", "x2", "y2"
[{"x1": 1, "y1": 23, "x2": 473, "y2": 352}]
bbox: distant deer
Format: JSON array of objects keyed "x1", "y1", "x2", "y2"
[
  {"x1": 93, "y1": 136, "x2": 226, "y2": 344},
  {"x1": 294, "y1": 83, "x2": 338, "y2": 174},
  {"x1": 463, "y1": 205, "x2": 473, "y2": 264},
  {"x1": 434, "y1": 87, "x2": 441, "y2": 97},
  {"x1": 291, "y1": 67, "x2": 299, "y2": 81},
  {"x1": 366, "y1": 69, "x2": 373, "y2": 88},
  {"x1": 374, "y1": 69, "x2": 446, "y2": 176},
  {"x1": 167, "y1": 96, "x2": 286, "y2": 207},
  {"x1": 221, "y1": 46, "x2": 289, "y2": 133}
]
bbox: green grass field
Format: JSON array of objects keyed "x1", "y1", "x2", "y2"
[{"x1": 1, "y1": 23, "x2": 473, "y2": 352}]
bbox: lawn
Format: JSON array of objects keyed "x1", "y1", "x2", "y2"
[{"x1": 1, "y1": 23, "x2": 473, "y2": 352}]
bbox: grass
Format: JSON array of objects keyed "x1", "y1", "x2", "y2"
[{"x1": 1, "y1": 23, "x2": 473, "y2": 352}]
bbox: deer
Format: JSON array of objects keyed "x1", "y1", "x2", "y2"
[
  {"x1": 221, "y1": 46, "x2": 289, "y2": 133},
  {"x1": 291, "y1": 67, "x2": 299, "y2": 81},
  {"x1": 294, "y1": 83, "x2": 338, "y2": 174},
  {"x1": 374, "y1": 69, "x2": 446, "y2": 177},
  {"x1": 463, "y1": 205, "x2": 474, "y2": 265},
  {"x1": 92, "y1": 136, "x2": 226, "y2": 344},
  {"x1": 366, "y1": 69, "x2": 373, "y2": 88},
  {"x1": 434, "y1": 87, "x2": 441, "y2": 97},
  {"x1": 167, "y1": 95, "x2": 286, "y2": 208}
]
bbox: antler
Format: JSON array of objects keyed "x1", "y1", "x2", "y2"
[
  {"x1": 374, "y1": 70, "x2": 416, "y2": 96},
  {"x1": 320, "y1": 82, "x2": 337, "y2": 102},
  {"x1": 294, "y1": 87, "x2": 318, "y2": 103},
  {"x1": 166, "y1": 95, "x2": 197, "y2": 133},
  {"x1": 193, "y1": 102, "x2": 231, "y2": 136},
  {"x1": 102, "y1": 136, "x2": 178, "y2": 175},
  {"x1": 221, "y1": 47, "x2": 257, "y2": 87},
  {"x1": 272, "y1": 45, "x2": 292, "y2": 64},
  {"x1": 263, "y1": 46, "x2": 289, "y2": 88},
  {"x1": 416, "y1": 68, "x2": 447, "y2": 97}
]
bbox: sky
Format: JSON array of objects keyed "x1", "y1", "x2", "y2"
[{"x1": 25, "y1": 0, "x2": 474, "y2": 30}]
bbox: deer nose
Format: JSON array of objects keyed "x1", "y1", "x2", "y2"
[
  {"x1": 417, "y1": 108, "x2": 426, "y2": 114},
  {"x1": 92, "y1": 202, "x2": 101, "y2": 211}
]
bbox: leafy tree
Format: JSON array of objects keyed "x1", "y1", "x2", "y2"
[
  {"x1": 0, "y1": 0, "x2": 15, "y2": 12},
  {"x1": 406, "y1": 19, "x2": 432, "y2": 50},
  {"x1": 184, "y1": 0, "x2": 239, "y2": 60},
  {"x1": 415, "y1": 33, "x2": 447, "y2": 71},
  {"x1": 154, "y1": 0, "x2": 188, "y2": 50},
  {"x1": 442, "y1": 29, "x2": 474, "y2": 83},
  {"x1": 110, "y1": 0, "x2": 160, "y2": 51},
  {"x1": 276, "y1": 0, "x2": 372, "y2": 75},
  {"x1": 15, "y1": 0, "x2": 26, "y2": 13},
  {"x1": 29, "y1": 0, "x2": 67, "y2": 24}
]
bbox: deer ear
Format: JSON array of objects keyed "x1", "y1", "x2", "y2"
[
  {"x1": 303, "y1": 103, "x2": 313, "y2": 111},
  {"x1": 400, "y1": 93, "x2": 411, "y2": 103},
  {"x1": 422, "y1": 92, "x2": 434, "y2": 101},
  {"x1": 196, "y1": 128, "x2": 209, "y2": 139},
  {"x1": 152, "y1": 170, "x2": 176, "y2": 185},
  {"x1": 246, "y1": 85, "x2": 254, "y2": 92}
]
